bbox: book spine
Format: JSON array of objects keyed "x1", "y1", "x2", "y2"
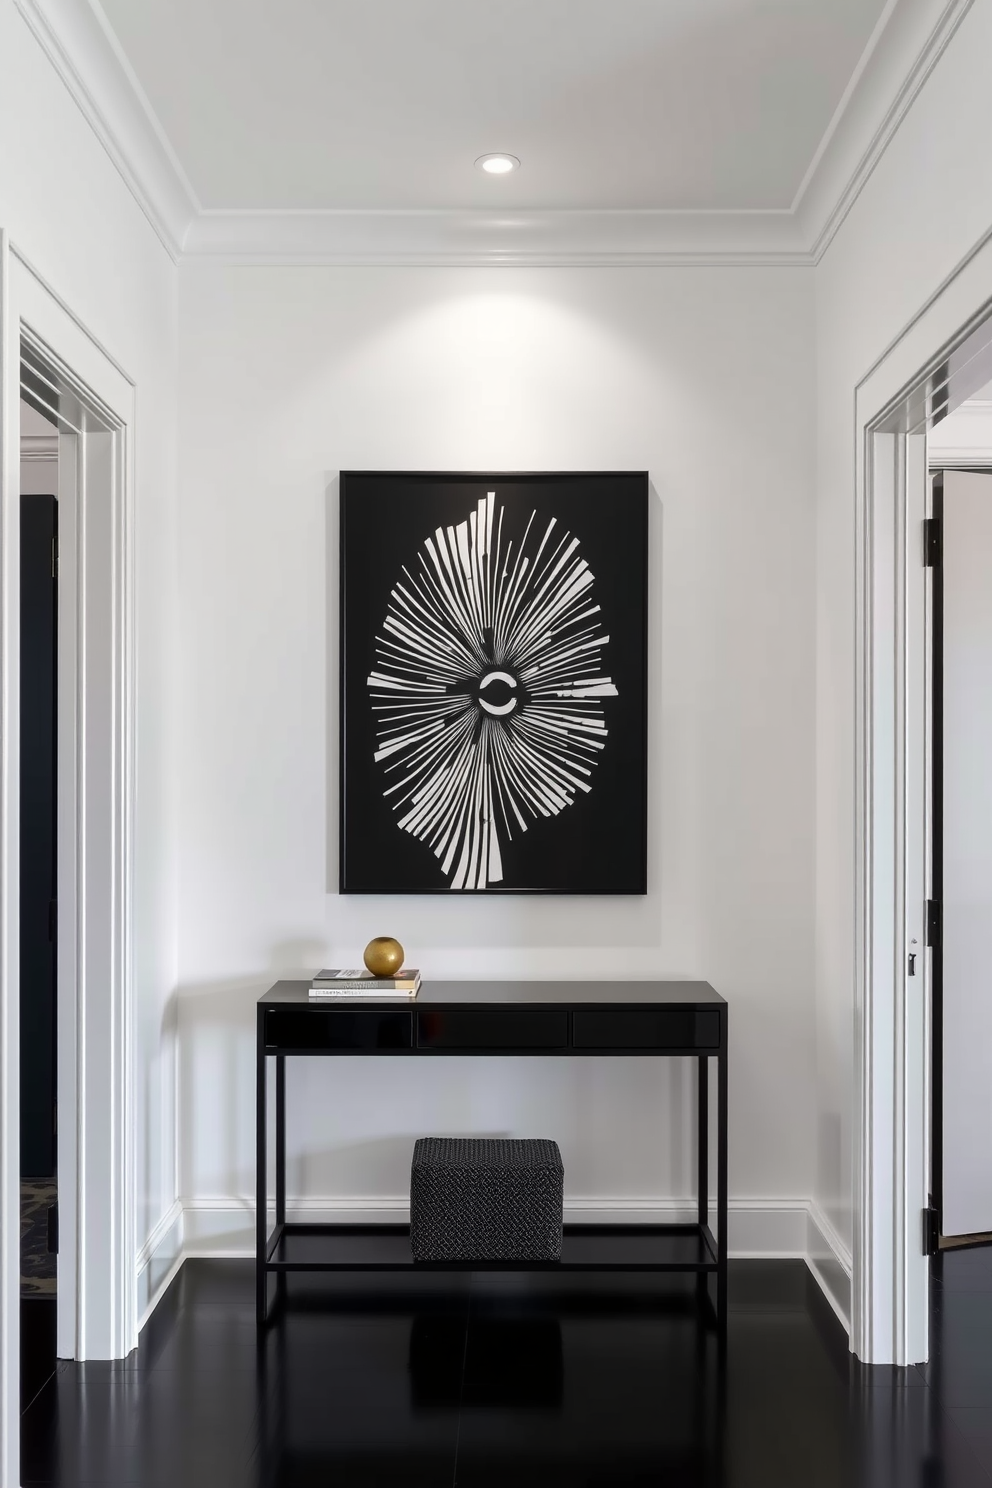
[
  {"x1": 311, "y1": 980, "x2": 419, "y2": 991},
  {"x1": 309, "y1": 991, "x2": 418, "y2": 999}
]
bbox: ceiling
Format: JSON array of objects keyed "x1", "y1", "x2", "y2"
[{"x1": 97, "y1": 0, "x2": 889, "y2": 213}]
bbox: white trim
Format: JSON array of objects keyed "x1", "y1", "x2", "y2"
[
  {"x1": 938, "y1": 397, "x2": 992, "y2": 416},
  {"x1": 851, "y1": 227, "x2": 992, "y2": 1365},
  {"x1": 9, "y1": 0, "x2": 977, "y2": 267},
  {"x1": 904, "y1": 435, "x2": 929, "y2": 1367},
  {"x1": 808, "y1": 1200, "x2": 854, "y2": 1276},
  {"x1": 20, "y1": 434, "x2": 58, "y2": 462},
  {"x1": 789, "y1": 0, "x2": 902, "y2": 215},
  {"x1": 11, "y1": 245, "x2": 135, "y2": 387},
  {"x1": 136, "y1": 1199, "x2": 185, "y2": 1271},
  {"x1": 181, "y1": 207, "x2": 809, "y2": 268},
  {"x1": 2, "y1": 252, "x2": 138, "y2": 1387},
  {"x1": 136, "y1": 1200, "x2": 183, "y2": 1334},
  {"x1": 807, "y1": 1201, "x2": 853, "y2": 1334},
  {"x1": 182, "y1": 1195, "x2": 812, "y2": 1264},
  {"x1": 11, "y1": 0, "x2": 196, "y2": 262},
  {"x1": 116, "y1": 1197, "x2": 853, "y2": 1344},
  {"x1": 853, "y1": 429, "x2": 930, "y2": 1366},
  {"x1": 927, "y1": 451, "x2": 992, "y2": 467},
  {"x1": 798, "y1": 0, "x2": 976, "y2": 263}
]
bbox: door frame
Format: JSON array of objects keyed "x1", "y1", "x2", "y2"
[
  {"x1": 922, "y1": 469, "x2": 992, "y2": 1246},
  {"x1": 854, "y1": 225, "x2": 992, "y2": 1363},
  {"x1": 0, "y1": 233, "x2": 135, "y2": 1485}
]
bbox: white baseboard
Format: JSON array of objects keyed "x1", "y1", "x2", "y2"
[
  {"x1": 181, "y1": 1195, "x2": 811, "y2": 1260},
  {"x1": 806, "y1": 1200, "x2": 853, "y2": 1334},
  {"x1": 155, "y1": 1196, "x2": 851, "y2": 1342},
  {"x1": 136, "y1": 1199, "x2": 183, "y2": 1331}
]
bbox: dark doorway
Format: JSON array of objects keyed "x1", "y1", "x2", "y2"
[{"x1": 20, "y1": 490, "x2": 58, "y2": 1410}]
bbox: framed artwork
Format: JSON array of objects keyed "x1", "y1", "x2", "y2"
[{"x1": 339, "y1": 471, "x2": 648, "y2": 893}]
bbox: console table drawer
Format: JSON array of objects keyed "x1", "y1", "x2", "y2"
[
  {"x1": 264, "y1": 1008, "x2": 413, "y2": 1051},
  {"x1": 572, "y1": 1008, "x2": 720, "y2": 1051},
  {"x1": 416, "y1": 1008, "x2": 568, "y2": 1051}
]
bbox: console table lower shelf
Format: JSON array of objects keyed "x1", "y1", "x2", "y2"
[
  {"x1": 262, "y1": 1222, "x2": 720, "y2": 1273},
  {"x1": 256, "y1": 979, "x2": 728, "y2": 1333}
]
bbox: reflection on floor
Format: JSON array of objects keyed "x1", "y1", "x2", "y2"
[
  {"x1": 18, "y1": 1250, "x2": 992, "y2": 1487},
  {"x1": 942, "y1": 1232, "x2": 992, "y2": 1251},
  {"x1": 21, "y1": 1178, "x2": 58, "y2": 1417},
  {"x1": 21, "y1": 1180, "x2": 57, "y2": 1296}
]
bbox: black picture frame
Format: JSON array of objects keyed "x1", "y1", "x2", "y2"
[{"x1": 340, "y1": 471, "x2": 648, "y2": 894}]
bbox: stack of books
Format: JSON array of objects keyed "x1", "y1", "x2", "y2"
[{"x1": 309, "y1": 968, "x2": 421, "y2": 998}]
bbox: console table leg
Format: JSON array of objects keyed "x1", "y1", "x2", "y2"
[
  {"x1": 256, "y1": 1033, "x2": 267, "y2": 1324},
  {"x1": 276, "y1": 1056, "x2": 286, "y2": 1227},
  {"x1": 697, "y1": 1056, "x2": 708, "y2": 1228},
  {"x1": 697, "y1": 1054, "x2": 710, "y2": 1316},
  {"x1": 717, "y1": 1038, "x2": 728, "y2": 1339}
]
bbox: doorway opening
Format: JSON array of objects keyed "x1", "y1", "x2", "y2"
[
  {"x1": 18, "y1": 378, "x2": 59, "y2": 1412},
  {"x1": 856, "y1": 261, "x2": 992, "y2": 1364},
  {"x1": 1, "y1": 245, "x2": 137, "y2": 1488},
  {"x1": 13, "y1": 320, "x2": 138, "y2": 1376},
  {"x1": 924, "y1": 451, "x2": 992, "y2": 1254}
]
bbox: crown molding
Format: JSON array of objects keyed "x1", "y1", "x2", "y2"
[
  {"x1": 20, "y1": 434, "x2": 59, "y2": 461},
  {"x1": 928, "y1": 451, "x2": 992, "y2": 466},
  {"x1": 11, "y1": 0, "x2": 978, "y2": 268},
  {"x1": 181, "y1": 207, "x2": 811, "y2": 268},
  {"x1": 942, "y1": 396, "x2": 992, "y2": 415},
  {"x1": 795, "y1": 0, "x2": 976, "y2": 262},
  {"x1": 12, "y1": 0, "x2": 199, "y2": 262}
]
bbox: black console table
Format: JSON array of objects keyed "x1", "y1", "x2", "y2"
[{"x1": 256, "y1": 980, "x2": 728, "y2": 1331}]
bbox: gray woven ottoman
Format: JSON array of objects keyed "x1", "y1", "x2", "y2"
[{"x1": 410, "y1": 1137, "x2": 564, "y2": 1262}]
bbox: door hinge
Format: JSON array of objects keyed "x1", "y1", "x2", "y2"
[
  {"x1": 47, "y1": 1202, "x2": 58, "y2": 1255},
  {"x1": 924, "y1": 1202, "x2": 940, "y2": 1257},
  {"x1": 924, "y1": 517, "x2": 942, "y2": 568},
  {"x1": 51, "y1": 535, "x2": 58, "y2": 579},
  {"x1": 926, "y1": 899, "x2": 941, "y2": 948}
]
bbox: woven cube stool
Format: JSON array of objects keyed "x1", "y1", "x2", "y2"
[{"x1": 410, "y1": 1137, "x2": 564, "y2": 1262}]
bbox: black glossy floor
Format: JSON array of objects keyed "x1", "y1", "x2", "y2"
[{"x1": 18, "y1": 1248, "x2": 992, "y2": 1488}]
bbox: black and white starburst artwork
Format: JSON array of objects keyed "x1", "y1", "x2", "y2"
[{"x1": 366, "y1": 491, "x2": 619, "y2": 890}]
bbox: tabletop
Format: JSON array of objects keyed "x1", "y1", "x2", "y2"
[{"x1": 259, "y1": 979, "x2": 725, "y2": 1008}]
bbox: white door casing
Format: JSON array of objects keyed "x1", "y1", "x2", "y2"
[
  {"x1": 855, "y1": 429, "x2": 929, "y2": 1367},
  {"x1": 852, "y1": 230, "x2": 992, "y2": 1365},
  {"x1": 0, "y1": 234, "x2": 135, "y2": 1488}
]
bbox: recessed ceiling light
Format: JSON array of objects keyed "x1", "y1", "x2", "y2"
[{"x1": 476, "y1": 153, "x2": 520, "y2": 176}]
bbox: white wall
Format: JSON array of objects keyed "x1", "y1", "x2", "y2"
[
  {"x1": 177, "y1": 265, "x2": 817, "y2": 1234},
  {"x1": 0, "y1": 0, "x2": 180, "y2": 1271},
  {"x1": 814, "y1": 0, "x2": 992, "y2": 1254}
]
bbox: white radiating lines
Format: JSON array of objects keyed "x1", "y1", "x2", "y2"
[{"x1": 367, "y1": 491, "x2": 618, "y2": 889}]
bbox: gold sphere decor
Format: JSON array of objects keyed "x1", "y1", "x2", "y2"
[{"x1": 364, "y1": 937, "x2": 404, "y2": 977}]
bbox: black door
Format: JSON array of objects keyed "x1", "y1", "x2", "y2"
[{"x1": 20, "y1": 493, "x2": 58, "y2": 1406}]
